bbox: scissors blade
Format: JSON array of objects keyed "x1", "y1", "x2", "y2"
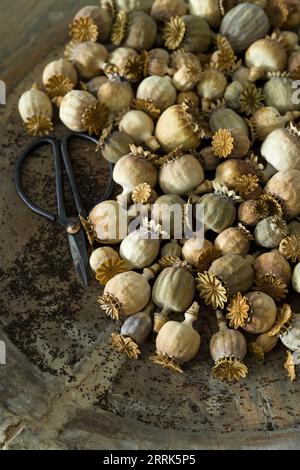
[{"x1": 68, "y1": 230, "x2": 89, "y2": 289}]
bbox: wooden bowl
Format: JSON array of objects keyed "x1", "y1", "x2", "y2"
[{"x1": 0, "y1": 0, "x2": 300, "y2": 450}]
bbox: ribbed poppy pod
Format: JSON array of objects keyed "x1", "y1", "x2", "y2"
[
  {"x1": 254, "y1": 216, "x2": 289, "y2": 249},
  {"x1": 59, "y1": 90, "x2": 109, "y2": 135},
  {"x1": 159, "y1": 152, "x2": 204, "y2": 196},
  {"x1": 119, "y1": 110, "x2": 160, "y2": 151},
  {"x1": 197, "y1": 69, "x2": 227, "y2": 111},
  {"x1": 254, "y1": 251, "x2": 291, "y2": 301},
  {"x1": 150, "y1": 302, "x2": 201, "y2": 373},
  {"x1": 113, "y1": 146, "x2": 158, "y2": 205},
  {"x1": 90, "y1": 246, "x2": 120, "y2": 273},
  {"x1": 99, "y1": 128, "x2": 134, "y2": 164},
  {"x1": 72, "y1": 5, "x2": 113, "y2": 43},
  {"x1": 111, "y1": 303, "x2": 154, "y2": 359},
  {"x1": 65, "y1": 41, "x2": 109, "y2": 79},
  {"x1": 98, "y1": 76, "x2": 134, "y2": 115},
  {"x1": 120, "y1": 227, "x2": 161, "y2": 269},
  {"x1": 264, "y1": 169, "x2": 300, "y2": 219},
  {"x1": 227, "y1": 291, "x2": 277, "y2": 334},
  {"x1": 151, "y1": 0, "x2": 188, "y2": 21},
  {"x1": 98, "y1": 263, "x2": 160, "y2": 320},
  {"x1": 245, "y1": 38, "x2": 287, "y2": 81},
  {"x1": 18, "y1": 84, "x2": 53, "y2": 136},
  {"x1": 210, "y1": 311, "x2": 248, "y2": 382},
  {"x1": 152, "y1": 260, "x2": 196, "y2": 333},
  {"x1": 87, "y1": 200, "x2": 128, "y2": 245},
  {"x1": 252, "y1": 107, "x2": 300, "y2": 141},
  {"x1": 163, "y1": 15, "x2": 212, "y2": 53},
  {"x1": 137, "y1": 76, "x2": 177, "y2": 111},
  {"x1": 155, "y1": 100, "x2": 209, "y2": 151},
  {"x1": 189, "y1": 0, "x2": 222, "y2": 28},
  {"x1": 261, "y1": 126, "x2": 300, "y2": 172},
  {"x1": 220, "y1": 3, "x2": 270, "y2": 52},
  {"x1": 263, "y1": 76, "x2": 300, "y2": 114},
  {"x1": 161, "y1": 240, "x2": 182, "y2": 259},
  {"x1": 209, "y1": 107, "x2": 249, "y2": 137},
  {"x1": 111, "y1": 11, "x2": 157, "y2": 51},
  {"x1": 215, "y1": 224, "x2": 253, "y2": 257},
  {"x1": 196, "y1": 184, "x2": 239, "y2": 234}
]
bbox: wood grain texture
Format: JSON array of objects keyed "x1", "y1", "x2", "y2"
[{"x1": 1, "y1": 1, "x2": 300, "y2": 451}]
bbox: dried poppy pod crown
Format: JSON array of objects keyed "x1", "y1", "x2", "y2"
[{"x1": 210, "y1": 310, "x2": 248, "y2": 382}]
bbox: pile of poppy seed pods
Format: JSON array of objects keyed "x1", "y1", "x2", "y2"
[{"x1": 18, "y1": 0, "x2": 300, "y2": 382}]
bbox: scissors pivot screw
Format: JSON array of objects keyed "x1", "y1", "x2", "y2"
[{"x1": 66, "y1": 221, "x2": 81, "y2": 234}]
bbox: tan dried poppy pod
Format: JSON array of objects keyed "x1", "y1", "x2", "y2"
[
  {"x1": 151, "y1": 0, "x2": 188, "y2": 21},
  {"x1": 144, "y1": 48, "x2": 173, "y2": 77},
  {"x1": 209, "y1": 107, "x2": 249, "y2": 137},
  {"x1": 111, "y1": 11, "x2": 157, "y2": 51},
  {"x1": 212, "y1": 128, "x2": 250, "y2": 160},
  {"x1": 155, "y1": 99, "x2": 209, "y2": 152},
  {"x1": 137, "y1": 76, "x2": 177, "y2": 111},
  {"x1": 120, "y1": 227, "x2": 160, "y2": 269},
  {"x1": 59, "y1": 90, "x2": 109, "y2": 135},
  {"x1": 189, "y1": 0, "x2": 222, "y2": 28},
  {"x1": 18, "y1": 84, "x2": 53, "y2": 136},
  {"x1": 113, "y1": 0, "x2": 154, "y2": 13},
  {"x1": 245, "y1": 38, "x2": 287, "y2": 82},
  {"x1": 88, "y1": 200, "x2": 128, "y2": 245},
  {"x1": 197, "y1": 70, "x2": 228, "y2": 111},
  {"x1": 255, "y1": 216, "x2": 289, "y2": 249},
  {"x1": 111, "y1": 303, "x2": 154, "y2": 359},
  {"x1": 220, "y1": 3, "x2": 270, "y2": 52},
  {"x1": 98, "y1": 125, "x2": 134, "y2": 164},
  {"x1": 161, "y1": 240, "x2": 182, "y2": 259},
  {"x1": 152, "y1": 260, "x2": 196, "y2": 333},
  {"x1": 263, "y1": 75, "x2": 300, "y2": 115},
  {"x1": 86, "y1": 76, "x2": 108, "y2": 96},
  {"x1": 264, "y1": 169, "x2": 300, "y2": 219},
  {"x1": 182, "y1": 239, "x2": 214, "y2": 268},
  {"x1": 152, "y1": 194, "x2": 186, "y2": 237},
  {"x1": 163, "y1": 15, "x2": 212, "y2": 53},
  {"x1": 254, "y1": 251, "x2": 291, "y2": 301},
  {"x1": 98, "y1": 268, "x2": 155, "y2": 320},
  {"x1": 238, "y1": 199, "x2": 268, "y2": 226},
  {"x1": 119, "y1": 110, "x2": 160, "y2": 151},
  {"x1": 215, "y1": 224, "x2": 253, "y2": 257},
  {"x1": 42, "y1": 59, "x2": 77, "y2": 105},
  {"x1": 177, "y1": 91, "x2": 200, "y2": 107},
  {"x1": 90, "y1": 246, "x2": 119, "y2": 272},
  {"x1": 251, "y1": 107, "x2": 300, "y2": 141},
  {"x1": 227, "y1": 291, "x2": 277, "y2": 334},
  {"x1": 113, "y1": 145, "x2": 158, "y2": 205},
  {"x1": 71, "y1": 6, "x2": 113, "y2": 43},
  {"x1": 159, "y1": 151, "x2": 204, "y2": 196},
  {"x1": 198, "y1": 146, "x2": 220, "y2": 171},
  {"x1": 97, "y1": 75, "x2": 134, "y2": 115},
  {"x1": 150, "y1": 302, "x2": 201, "y2": 373},
  {"x1": 224, "y1": 81, "x2": 244, "y2": 111},
  {"x1": 249, "y1": 332, "x2": 278, "y2": 359},
  {"x1": 283, "y1": 0, "x2": 300, "y2": 29},
  {"x1": 197, "y1": 184, "x2": 239, "y2": 234},
  {"x1": 210, "y1": 310, "x2": 248, "y2": 382},
  {"x1": 65, "y1": 41, "x2": 109, "y2": 79},
  {"x1": 109, "y1": 47, "x2": 138, "y2": 70},
  {"x1": 261, "y1": 125, "x2": 300, "y2": 172},
  {"x1": 209, "y1": 254, "x2": 254, "y2": 297},
  {"x1": 172, "y1": 62, "x2": 202, "y2": 92}
]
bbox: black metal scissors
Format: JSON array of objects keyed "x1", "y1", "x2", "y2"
[{"x1": 15, "y1": 133, "x2": 114, "y2": 289}]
